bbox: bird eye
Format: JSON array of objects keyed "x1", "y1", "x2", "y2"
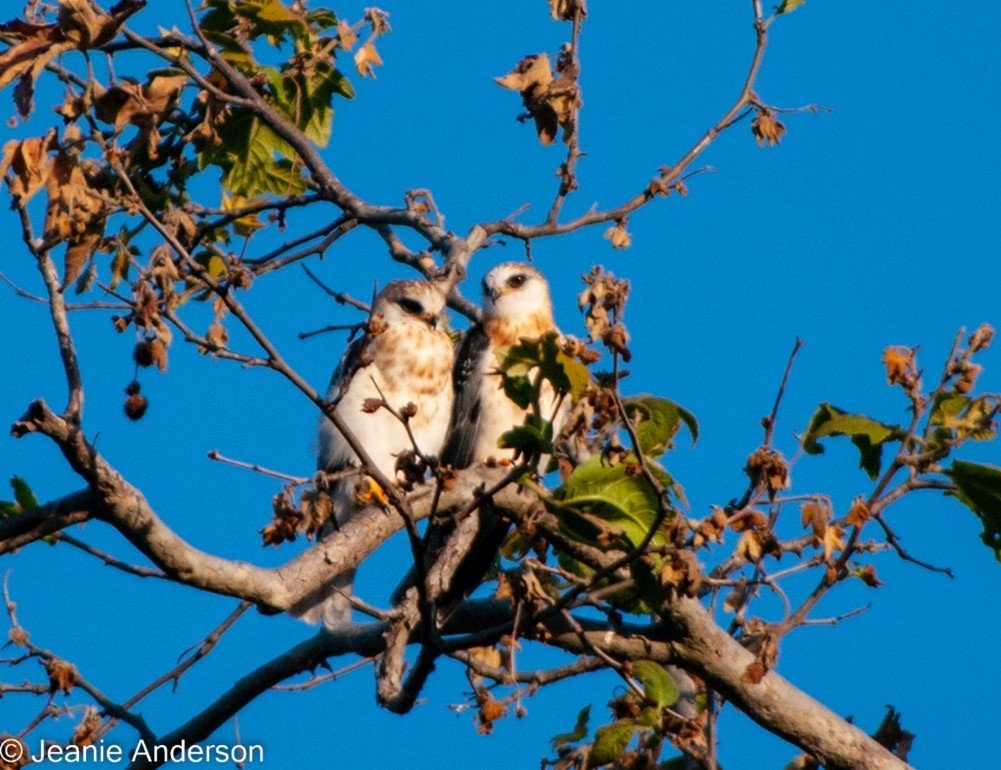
[
  {"x1": 398, "y1": 297, "x2": 424, "y2": 315},
  {"x1": 507, "y1": 273, "x2": 528, "y2": 288}
]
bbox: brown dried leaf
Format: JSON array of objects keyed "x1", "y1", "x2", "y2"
[
  {"x1": 475, "y1": 687, "x2": 507, "y2": 734},
  {"x1": 45, "y1": 657, "x2": 78, "y2": 694},
  {"x1": 969, "y1": 323, "x2": 995, "y2": 353},
  {"x1": 603, "y1": 220, "x2": 631, "y2": 249},
  {"x1": 881, "y1": 346, "x2": 920, "y2": 392},
  {"x1": 336, "y1": 19, "x2": 357, "y2": 50},
  {"x1": 0, "y1": 131, "x2": 55, "y2": 201},
  {"x1": 800, "y1": 501, "x2": 829, "y2": 539},
  {"x1": 751, "y1": 110, "x2": 786, "y2": 147},
  {"x1": 354, "y1": 42, "x2": 383, "y2": 78},
  {"x1": 43, "y1": 151, "x2": 108, "y2": 285},
  {"x1": 0, "y1": 21, "x2": 74, "y2": 118},
  {"x1": 549, "y1": 0, "x2": 587, "y2": 21},
  {"x1": 204, "y1": 321, "x2": 228, "y2": 350},
  {"x1": 71, "y1": 706, "x2": 101, "y2": 747},
  {"x1": 736, "y1": 530, "x2": 763, "y2": 563},
  {"x1": 744, "y1": 447, "x2": 790, "y2": 498},
  {"x1": 94, "y1": 73, "x2": 186, "y2": 131},
  {"x1": 846, "y1": 497, "x2": 871, "y2": 527},
  {"x1": 495, "y1": 53, "x2": 578, "y2": 145},
  {"x1": 822, "y1": 524, "x2": 846, "y2": 561}
]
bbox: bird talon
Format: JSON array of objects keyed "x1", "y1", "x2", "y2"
[{"x1": 354, "y1": 476, "x2": 390, "y2": 508}]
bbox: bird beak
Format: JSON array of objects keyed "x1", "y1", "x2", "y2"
[
  {"x1": 488, "y1": 287, "x2": 502, "y2": 302},
  {"x1": 422, "y1": 312, "x2": 438, "y2": 329}
]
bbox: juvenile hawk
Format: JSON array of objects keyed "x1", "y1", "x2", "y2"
[
  {"x1": 294, "y1": 279, "x2": 454, "y2": 629},
  {"x1": 443, "y1": 261, "x2": 568, "y2": 469}
]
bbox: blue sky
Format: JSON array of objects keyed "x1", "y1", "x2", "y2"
[{"x1": 1, "y1": 1, "x2": 999, "y2": 767}]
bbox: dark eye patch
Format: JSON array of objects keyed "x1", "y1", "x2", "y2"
[
  {"x1": 507, "y1": 273, "x2": 528, "y2": 288},
  {"x1": 398, "y1": 297, "x2": 424, "y2": 315}
]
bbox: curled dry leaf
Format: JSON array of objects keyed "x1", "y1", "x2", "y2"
[
  {"x1": 71, "y1": 706, "x2": 102, "y2": 747},
  {"x1": 204, "y1": 321, "x2": 229, "y2": 351},
  {"x1": 467, "y1": 645, "x2": 505, "y2": 680},
  {"x1": 0, "y1": 130, "x2": 56, "y2": 202},
  {"x1": 800, "y1": 501, "x2": 830, "y2": 539},
  {"x1": 43, "y1": 150, "x2": 109, "y2": 286},
  {"x1": 354, "y1": 42, "x2": 383, "y2": 78},
  {"x1": 744, "y1": 446, "x2": 790, "y2": 498},
  {"x1": 969, "y1": 323, "x2": 995, "y2": 353},
  {"x1": 603, "y1": 220, "x2": 632, "y2": 250},
  {"x1": 45, "y1": 657, "x2": 79, "y2": 694},
  {"x1": 336, "y1": 19, "x2": 357, "y2": 50},
  {"x1": 475, "y1": 686, "x2": 507, "y2": 734},
  {"x1": 881, "y1": 345, "x2": 921, "y2": 396},
  {"x1": 845, "y1": 496, "x2": 871, "y2": 527},
  {"x1": 751, "y1": 109, "x2": 786, "y2": 147},
  {"x1": 0, "y1": 0, "x2": 146, "y2": 118},
  {"x1": 94, "y1": 73, "x2": 187, "y2": 158},
  {"x1": 549, "y1": 0, "x2": 587, "y2": 21},
  {"x1": 822, "y1": 524, "x2": 846, "y2": 561},
  {"x1": 495, "y1": 53, "x2": 578, "y2": 146}
]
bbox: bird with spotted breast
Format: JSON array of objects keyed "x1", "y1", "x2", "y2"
[
  {"x1": 291, "y1": 279, "x2": 454, "y2": 629},
  {"x1": 394, "y1": 262, "x2": 568, "y2": 610}
]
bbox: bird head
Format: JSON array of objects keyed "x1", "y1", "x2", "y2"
[
  {"x1": 374, "y1": 280, "x2": 448, "y2": 330},
  {"x1": 481, "y1": 262, "x2": 552, "y2": 320}
]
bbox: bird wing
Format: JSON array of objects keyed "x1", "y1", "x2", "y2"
[
  {"x1": 317, "y1": 333, "x2": 369, "y2": 472},
  {"x1": 441, "y1": 323, "x2": 491, "y2": 469}
]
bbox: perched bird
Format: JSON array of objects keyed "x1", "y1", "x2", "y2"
[
  {"x1": 292, "y1": 280, "x2": 454, "y2": 629},
  {"x1": 394, "y1": 262, "x2": 567, "y2": 609},
  {"x1": 442, "y1": 261, "x2": 568, "y2": 470}
]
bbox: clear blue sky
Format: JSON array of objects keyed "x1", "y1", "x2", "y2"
[{"x1": 1, "y1": 1, "x2": 999, "y2": 767}]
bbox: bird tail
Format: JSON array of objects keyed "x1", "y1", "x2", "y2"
[{"x1": 287, "y1": 569, "x2": 356, "y2": 629}]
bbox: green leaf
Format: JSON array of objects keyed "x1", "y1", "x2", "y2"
[
  {"x1": 588, "y1": 720, "x2": 636, "y2": 767},
  {"x1": 10, "y1": 477, "x2": 38, "y2": 512},
  {"x1": 631, "y1": 660, "x2": 679, "y2": 709},
  {"x1": 802, "y1": 403, "x2": 904, "y2": 480},
  {"x1": 623, "y1": 395, "x2": 698, "y2": 456},
  {"x1": 930, "y1": 394, "x2": 969, "y2": 426},
  {"x1": 194, "y1": 252, "x2": 227, "y2": 278},
  {"x1": 776, "y1": 0, "x2": 806, "y2": 13},
  {"x1": 551, "y1": 705, "x2": 591, "y2": 750},
  {"x1": 498, "y1": 417, "x2": 553, "y2": 457},
  {"x1": 947, "y1": 460, "x2": 1001, "y2": 561},
  {"x1": 551, "y1": 457, "x2": 671, "y2": 548},
  {"x1": 495, "y1": 333, "x2": 590, "y2": 409},
  {"x1": 199, "y1": 106, "x2": 307, "y2": 197}
]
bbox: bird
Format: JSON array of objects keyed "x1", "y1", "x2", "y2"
[
  {"x1": 394, "y1": 262, "x2": 567, "y2": 610},
  {"x1": 291, "y1": 279, "x2": 454, "y2": 629},
  {"x1": 442, "y1": 261, "x2": 568, "y2": 470}
]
